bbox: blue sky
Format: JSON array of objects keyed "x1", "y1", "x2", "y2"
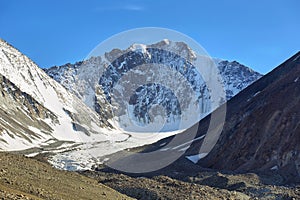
[{"x1": 0, "y1": 0, "x2": 299, "y2": 74}]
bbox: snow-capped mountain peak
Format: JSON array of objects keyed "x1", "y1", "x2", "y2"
[
  {"x1": 45, "y1": 40, "x2": 262, "y2": 133},
  {"x1": 130, "y1": 43, "x2": 148, "y2": 54},
  {"x1": 0, "y1": 38, "x2": 262, "y2": 170}
]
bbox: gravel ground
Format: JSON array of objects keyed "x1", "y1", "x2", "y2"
[{"x1": 0, "y1": 152, "x2": 134, "y2": 200}]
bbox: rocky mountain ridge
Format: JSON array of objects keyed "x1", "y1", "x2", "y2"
[
  {"x1": 45, "y1": 40, "x2": 262, "y2": 132},
  {"x1": 0, "y1": 38, "x2": 126, "y2": 151}
]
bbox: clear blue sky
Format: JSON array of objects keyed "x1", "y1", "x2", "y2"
[{"x1": 0, "y1": 0, "x2": 299, "y2": 74}]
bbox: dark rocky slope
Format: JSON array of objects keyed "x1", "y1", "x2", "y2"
[
  {"x1": 199, "y1": 51, "x2": 300, "y2": 183},
  {"x1": 89, "y1": 52, "x2": 300, "y2": 200}
]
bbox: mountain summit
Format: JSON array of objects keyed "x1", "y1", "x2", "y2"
[
  {"x1": 0, "y1": 38, "x2": 263, "y2": 171},
  {"x1": 45, "y1": 40, "x2": 262, "y2": 132}
]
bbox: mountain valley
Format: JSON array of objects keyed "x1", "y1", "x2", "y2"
[{"x1": 0, "y1": 38, "x2": 299, "y2": 199}]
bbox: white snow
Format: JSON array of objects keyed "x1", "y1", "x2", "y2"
[
  {"x1": 178, "y1": 146, "x2": 190, "y2": 152},
  {"x1": 293, "y1": 55, "x2": 300, "y2": 62},
  {"x1": 0, "y1": 39, "x2": 262, "y2": 171},
  {"x1": 185, "y1": 153, "x2": 208, "y2": 164},
  {"x1": 0, "y1": 39, "x2": 116, "y2": 151},
  {"x1": 159, "y1": 148, "x2": 170, "y2": 151},
  {"x1": 270, "y1": 165, "x2": 279, "y2": 170},
  {"x1": 118, "y1": 60, "x2": 127, "y2": 69},
  {"x1": 48, "y1": 130, "x2": 180, "y2": 171},
  {"x1": 253, "y1": 91, "x2": 261, "y2": 97},
  {"x1": 0, "y1": 130, "x2": 50, "y2": 151},
  {"x1": 163, "y1": 39, "x2": 170, "y2": 45},
  {"x1": 26, "y1": 152, "x2": 39, "y2": 157},
  {"x1": 159, "y1": 142, "x2": 167, "y2": 147},
  {"x1": 171, "y1": 134, "x2": 206, "y2": 150},
  {"x1": 27, "y1": 126, "x2": 43, "y2": 135},
  {"x1": 130, "y1": 43, "x2": 147, "y2": 54}
]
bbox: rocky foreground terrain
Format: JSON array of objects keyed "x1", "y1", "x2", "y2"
[
  {"x1": 0, "y1": 152, "x2": 133, "y2": 200},
  {"x1": 77, "y1": 142, "x2": 300, "y2": 200},
  {"x1": 2, "y1": 150, "x2": 298, "y2": 200},
  {"x1": 82, "y1": 169, "x2": 300, "y2": 200}
]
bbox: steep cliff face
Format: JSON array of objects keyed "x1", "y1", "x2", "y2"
[
  {"x1": 104, "y1": 52, "x2": 300, "y2": 184},
  {"x1": 45, "y1": 40, "x2": 262, "y2": 132}
]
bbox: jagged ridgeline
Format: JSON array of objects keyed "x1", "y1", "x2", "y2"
[
  {"x1": 45, "y1": 40, "x2": 262, "y2": 132},
  {"x1": 97, "y1": 47, "x2": 210, "y2": 131}
]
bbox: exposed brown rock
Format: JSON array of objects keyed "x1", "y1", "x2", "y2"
[{"x1": 198, "y1": 51, "x2": 300, "y2": 183}]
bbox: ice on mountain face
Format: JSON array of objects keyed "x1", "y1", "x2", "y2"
[
  {"x1": 0, "y1": 37, "x2": 262, "y2": 171},
  {"x1": 96, "y1": 47, "x2": 213, "y2": 132},
  {"x1": 46, "y1": 41, "x2": 260, "y2": 134},
  {"x1": 46, "y1": 40, "x2": 262, "y2": 134}
]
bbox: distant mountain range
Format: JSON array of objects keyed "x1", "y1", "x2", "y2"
[{"x1": 0, "y1": 38, "x2": 263, "y2": 171}]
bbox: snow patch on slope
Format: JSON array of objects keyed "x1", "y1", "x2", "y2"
[
  {"x1": 186, "y1": 153, "x2": 208, "y2": 164},
  {"x1": 0, "y1": 39, "x2": 113, "y2": 150}
]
